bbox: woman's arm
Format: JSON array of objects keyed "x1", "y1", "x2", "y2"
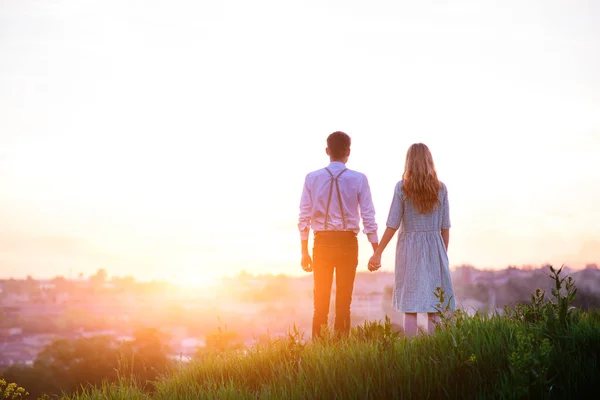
[
  {"x1": 440, "y1": 183, "x2": 450, "y2": 252},
  {"x1": 368, "y1": 226, "x2": 397, "y2": 270},
  {"x1": 374, "y1": 227, "x2": 398, "y2": 257},
  {"x1": 441, "y1": 228, "x2": 449, "y2": 251},
  {"x1": 368, "y1": 182, "x2": 403, "y2": 271}
]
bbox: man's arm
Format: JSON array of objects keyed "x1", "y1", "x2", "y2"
[
  {"x1": 298, "y1": 176, "x2": 313, "y2": 272},
  {"x1": 358, "y1": 174, "x2": 379, "y2": 247},
  {"x1": 301, "y1": 239, "x2": 312, "y2": 271}
]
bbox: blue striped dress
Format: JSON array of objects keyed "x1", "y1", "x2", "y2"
[{"x1": 386, "y1": 180, "x2": 456, "y2": 313}]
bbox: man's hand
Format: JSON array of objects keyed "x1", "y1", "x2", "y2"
[
  {"x1": 301, "y1": 252, "x2": 313, "y2": 272},
  {"x1": 368, "y1": 253, "x2": 382, "y2": 272}
]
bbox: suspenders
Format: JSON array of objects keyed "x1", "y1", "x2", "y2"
[{"x1": 323, "y1": 167, "x2": 348, "y2": 231}]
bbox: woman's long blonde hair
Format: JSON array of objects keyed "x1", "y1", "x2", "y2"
[{"x1": 402, "y1": 143, "x2": 441, "y2": 214}]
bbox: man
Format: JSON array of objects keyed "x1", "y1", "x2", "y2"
[{"x1": 298, "y1": 131, "x2": 380, "y2": 339}]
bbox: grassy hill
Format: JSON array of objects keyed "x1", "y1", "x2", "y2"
[{"x1": 3, "y1": 266, "x2": 600, "y2": 400}]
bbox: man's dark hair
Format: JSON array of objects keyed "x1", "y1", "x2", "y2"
[{"x1": 327, "y1": 131, "x2": 351, "y2": 159}]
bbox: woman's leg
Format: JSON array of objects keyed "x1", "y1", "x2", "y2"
[
  {"x1": 427, "y1": 313, "x2": 439, "y2": 334},
  {"x1": 404, "y1": 313, "x2": 418, "y2": 337}
]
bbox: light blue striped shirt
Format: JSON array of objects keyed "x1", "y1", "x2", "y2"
[{"x1": 298, "y1": 162, "x2": 379, "y2": 243}]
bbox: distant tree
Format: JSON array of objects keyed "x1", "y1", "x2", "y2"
[
  {"x1": 3, "y1": 336, "x2": 119, "y2": 397},
  {"x1": 51, "y1": 275, "x2": 69, "y2": 292},
  {"x1": 89, "y1": 269, "x2": 108, "y2": 291},
  {"x1": 198, "y1": 327, "x2": 245, "y2": 355},
  {"x1": 120, "y1": 327, "x2": 172, "y2": 382},
  {"x1": 2, "y1": 331, "x2": 171, "y2": 398},
  {"x1": 35, "y1": 336, "x2": 119, "y2": 393},
  {"x1": 112, "y1": 275, "x2": 136, "y2": 292}
]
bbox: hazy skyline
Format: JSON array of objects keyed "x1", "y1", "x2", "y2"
[{"x1": 1, "y1": 0, "x2": 599, "y2": 284}]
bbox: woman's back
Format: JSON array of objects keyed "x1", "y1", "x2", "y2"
[{"x1": 387, "y1": 180, "x2": 450, "y2": 233}]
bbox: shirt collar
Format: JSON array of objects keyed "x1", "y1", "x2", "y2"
[{"x1": 327, "y1": 161, "x2": 347, "y2": 170}]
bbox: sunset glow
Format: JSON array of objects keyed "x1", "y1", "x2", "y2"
[{"x1": 1, "y1": 0, "x2": 599, "y2": 281}]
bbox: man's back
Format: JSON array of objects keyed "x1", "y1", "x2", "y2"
[{"x1": 298, "y1": 161, "x2": 378, "y2": 243}]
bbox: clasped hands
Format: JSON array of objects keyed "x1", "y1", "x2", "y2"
[{"x1": 367, "y1": 252, "x2": 382, "y2": 272}]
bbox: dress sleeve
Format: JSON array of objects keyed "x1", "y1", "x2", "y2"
[
  {"x1": 441, "y1": 183, "x2": 451, "y2": 229},
  {"x1": 385, "y1": 182, "x2": 404, "y2": 230}
]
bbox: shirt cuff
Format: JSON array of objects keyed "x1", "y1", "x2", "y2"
[{"x1": 367, "y1": 232, "x2": 379, "y2": 244}]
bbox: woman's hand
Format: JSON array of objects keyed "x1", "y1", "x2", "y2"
[
  {"x1": 367, "y1": 227, "x2": 397, "y2": 271},
  {"x1": 368, "y1": 253, "x2": 382, "y2": 271}
]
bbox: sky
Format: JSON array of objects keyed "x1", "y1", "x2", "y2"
[{"x1": 1, "y1": 0, "x2": 599, "y2": 284}]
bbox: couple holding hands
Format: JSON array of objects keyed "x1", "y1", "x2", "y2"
[{"x1": 298, "y1": 131, "x2": 455, "y2": 339}]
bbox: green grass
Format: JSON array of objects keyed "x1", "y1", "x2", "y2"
[
  {"x1": 7, "y1": 266, "x2": 600, "y2": 399},
  {"x1": 56, "y1": 308, "x2": 600, "y2": 400}
]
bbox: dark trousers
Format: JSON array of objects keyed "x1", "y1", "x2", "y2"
[{"x1": 312, "y1": 231, "x2": 359, "y2": 339}]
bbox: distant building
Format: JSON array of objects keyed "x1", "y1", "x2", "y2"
[
  {"x1": 453, "y1": 265, "x2": 475, "y2": 285},
  {"x1": 0, "y1": 327, "x2": 23, "y2": 336}
]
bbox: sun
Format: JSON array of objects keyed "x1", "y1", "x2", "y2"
[{"x1": 169, "y1": 270, "x2": 220, "y2": 290}]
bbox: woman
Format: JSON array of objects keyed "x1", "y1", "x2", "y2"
[{"x1": 368, "y1": 143, "x2": 455, "y2": 336}]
